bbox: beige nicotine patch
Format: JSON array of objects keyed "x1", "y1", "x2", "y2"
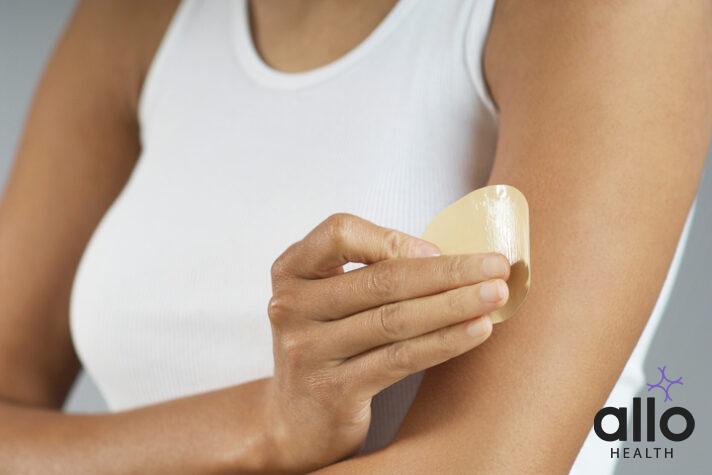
[{"x1": 422, "y1": 185, "x2": 530, "y2": 324}]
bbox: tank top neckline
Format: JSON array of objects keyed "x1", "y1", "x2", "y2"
[{"x1": 232, "y1": 0, "x2": 420, "y2": 90}]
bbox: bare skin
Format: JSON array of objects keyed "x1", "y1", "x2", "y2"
[
  {"x1": 249, "y1": 0, "x2": 399, "y2": 73},
  {"x1": 1, "y1": 0, "x2": 711, "y2": 474}
]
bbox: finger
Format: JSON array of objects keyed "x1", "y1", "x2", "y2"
[
  {"x1": 341, "y1": 316, "x2": 494, "y2": 398},
  {"x1": 303, "y1": 252, "x2": 510, "y2": 320},
  {"x1": 322, "y1": 279, "x2": 508, "y2": 359},
  {"x1": 273, "y1": 213, "x2": 440, "y2": 280}
]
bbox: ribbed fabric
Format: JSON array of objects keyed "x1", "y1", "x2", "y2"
[{"x1": 69, "y1": 1, "x2": 680, "y2": 470}]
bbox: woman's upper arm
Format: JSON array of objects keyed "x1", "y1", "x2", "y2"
[
  {"x1": 0, "y1": 0, "x2": 175, "y2": 408},
  {"x1": 319, "y1": 0, "x2": 712, "y2": 472}
]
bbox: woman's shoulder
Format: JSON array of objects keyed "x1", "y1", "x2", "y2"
[{"x1": 69, "y1": 0, "x2": 181, "y2": 115}]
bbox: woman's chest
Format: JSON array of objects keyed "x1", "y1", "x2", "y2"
[{"x1": 70, "y1": 78, "x2": 496, "y2": 409}]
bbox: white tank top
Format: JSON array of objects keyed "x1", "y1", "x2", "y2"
[{"x1": 70, "y1": 0, "x2": 682, "y2": 470}]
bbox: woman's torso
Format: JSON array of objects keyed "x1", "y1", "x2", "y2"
[{"x1": 70, "y1": 0, "x2": 499, "y2": 452}]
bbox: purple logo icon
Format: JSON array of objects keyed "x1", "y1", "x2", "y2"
[{"x1": 647, "y1": 366, "x2": 683, "y2": 402}]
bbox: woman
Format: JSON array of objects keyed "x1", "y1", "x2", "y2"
[{"x1": 0, "y1": 0, "x2": 710, "y2": 473}]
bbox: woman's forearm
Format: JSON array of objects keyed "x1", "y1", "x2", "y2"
[{"x1": 0, "y1": 378, "x2": 279, "y2": 474}]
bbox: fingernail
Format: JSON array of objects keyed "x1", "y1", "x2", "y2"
[
  {"x1": 467, "y1": 316, "x2": 492, "y2": 337},
  {"x1": 482, "y1": 254, "x2": 508, "y2": 278},
  {"x1": 414, "y1": 241, "x2": 441, "y2": 257},
  {"x1": 480, "y1": 279, "x2": 507, "y2": 302}
]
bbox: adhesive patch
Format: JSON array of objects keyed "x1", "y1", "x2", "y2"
[{"x1": 422, "y1": 185, "x2": 530, "y2": 323}]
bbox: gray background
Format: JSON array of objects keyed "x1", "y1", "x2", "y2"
[{"x1": 1, "y1": 2, "x2": 709, "y2": 473}]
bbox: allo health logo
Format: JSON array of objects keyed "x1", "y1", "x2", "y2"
[{"x1": 593, "y1": 365, "x2": 695, "y2": 460}]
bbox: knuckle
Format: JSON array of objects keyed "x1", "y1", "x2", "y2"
[
  {"x1": 375, "y1": 303, "x2": 403, "y2": 340},
  {"x1": 382, "y1": 229, "x2": 404, "y2": 257},
  {"x1": 326, "y1": 212, "x2": 353, "y2": 226},
  {"x1": 366, "y1": 264, "x2": 401, "y2": 298},
  {"x1": 386, "y1": 343, "x2": 414, "y2": 375},
  {"x1": 267, "y1": 294, "x2": 291, "y2": 326},
  {"x1": 270, "y1": 246, "x2": 296, "y2": 280},
  {"x1": 324, "y1": 213, "x2": 354, "y2": 245},
  {"x1": 270, "y1": 255, "x2": 286, "y2": 280}
]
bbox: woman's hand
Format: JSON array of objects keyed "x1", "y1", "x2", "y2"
[{"x1": 265, "y1": 213, "x2": 510, "y2": 472}]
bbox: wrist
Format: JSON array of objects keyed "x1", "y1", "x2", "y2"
[
  {"x1": 259, "y1": 378, "x2": 301, "y2": 474},
  {"x1": 227, "y1": 378, "x2": 298, "y2": 474}
]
